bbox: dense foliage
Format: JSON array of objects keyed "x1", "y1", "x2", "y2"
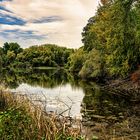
[
  {"x1": 68, "y1": 0, "x2": 140, "y2": 79},
  {"x1": 0, "y1": 43, "x2": 74, "y2": 69},
  {"x1": 67, "y1": 47, "x2": 87, "y2": 73}
]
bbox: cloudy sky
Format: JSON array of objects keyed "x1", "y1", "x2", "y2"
[{"x1": 0, "y1": 0, "x2": 99, "y2": 48}]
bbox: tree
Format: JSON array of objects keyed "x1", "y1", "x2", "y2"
[
  {"x1": 81, "y1": 0, "x2": 112, "y2": 78},
  {"x1": 3, "y1": 42, "x2": 23, "y2": 55},
  {"x1": 3, "y1": 42, "x2": 10, "y2": 54},
  {"x1": 81, "y1": 0, "x2": 140, "y2": 78},
  {"x1": 8, "y1": 43, "x2": 23, "y2": 55},
  {"x1": 79, "y1": 49, "x2": 106, "y2": 79},
  {"x1": 105, "y1": 0, "x2": 140, "y2": 76},
  {"x1": 68, "y1": 47, "x2": 86, "y2": 73}
]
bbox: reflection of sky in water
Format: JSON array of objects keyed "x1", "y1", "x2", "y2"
[{"x1": 11, "y1": 83, "x2": 84, "y2": 118}]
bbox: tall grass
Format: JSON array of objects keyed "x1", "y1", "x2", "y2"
[{"x1": 0, "y1": 90, "x2": 83, "y2": 140}]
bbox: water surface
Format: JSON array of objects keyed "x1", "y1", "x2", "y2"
[
  {"x1": 12, "y1": 83, "x2": 84, "y2": 118},
  {"x1": 0, "y1": 68, "x2": 139, "y2": 139}
]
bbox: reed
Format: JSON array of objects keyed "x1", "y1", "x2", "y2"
[{"x1": 0, "y1": 90, "x2": 83, "y2": 140}]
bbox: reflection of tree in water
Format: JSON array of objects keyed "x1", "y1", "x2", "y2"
[
  {"x1": 0, "y1": 69, "x2": 20, "y2": 89},
  {"x1": 0, "y1": 69, "x2": 81, "y2": 89},
  {"x1": 24, "y1": 69, "x2": 69, "y2": 88},
  {"x1": 81, "y1": 82, "x2": 140, "y2": 139}
]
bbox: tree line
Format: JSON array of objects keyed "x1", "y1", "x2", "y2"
[{"x1": 0, "y1": 42, "x2": 74, "y2": 69}]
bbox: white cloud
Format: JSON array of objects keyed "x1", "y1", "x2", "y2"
[{"x1": 0, "y1": 0, "x2": 99, "y2": 48}]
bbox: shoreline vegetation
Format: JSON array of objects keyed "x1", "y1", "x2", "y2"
[
  {"x1": 0, "y1": 89, "x2": 84, "y2": 140},
  {"x1": 0, "y1": 0, "x2": 140, "y2": 139}
]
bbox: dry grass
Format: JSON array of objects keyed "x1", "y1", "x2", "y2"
[{"x1": 0, "y1": 89, "x2": 83, "y2": 140}]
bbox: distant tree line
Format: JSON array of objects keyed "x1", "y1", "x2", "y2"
[{"x1": 0, "y1": 43, "x2": 74, "y2": 69}]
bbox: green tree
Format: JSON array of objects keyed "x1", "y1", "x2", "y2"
[
  {"x1": 81, "y1": 0, "x2": 112, "y2": 78},
  {"x1": 3, "y1": 42, "x2": 10, "y2": 54},
  {"x1": 81, "y1": 0, "x2": 140, "y2": 78},
  {"x1": 105, "y1": 0, "x2": 140, "y2": 76},
  {"x1": 79, "y1": 49, "x2": 106, "y2": 79},
  {"x1": 8, "y1": 42, "x2": 23, "y2": 55},
  {"x1": 68, "y1": 47, "x2": 86, "y2": 73}
]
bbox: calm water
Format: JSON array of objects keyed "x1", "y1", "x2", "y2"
[
  {"x1": 11, "y1": 83, "x2": 84, "y2": 118},
  {"x1": 0, "y1": 68, "x2": 140, "y2": 139},
  {"x1": 1, "y1": 69, "x2": 84, "y2": 118}
]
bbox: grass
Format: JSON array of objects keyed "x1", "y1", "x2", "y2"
[{"x1": 0, "y1": 89, "x2": 84, "y2": 140}]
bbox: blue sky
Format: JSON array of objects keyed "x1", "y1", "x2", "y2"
[{"x1": 0, "y1": 0, "x2": 98, "y2": 48}]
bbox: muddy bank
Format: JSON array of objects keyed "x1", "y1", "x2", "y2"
[{"x1": 81, "y1": 79, "x2": 140, "y2": 140}]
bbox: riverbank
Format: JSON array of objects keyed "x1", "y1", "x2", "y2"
[
  {"x1": 0, "y1": 89, "x2": 83, "y2": 140},
  {"x1": 103, "y1": 75, "x2": 140, "y2": 101},
  {"x1": 81, "y1": 79, "x2": 140, "y2": 140}
]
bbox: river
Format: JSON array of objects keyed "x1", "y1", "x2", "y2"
[{"x1": 0, "y1": 68, "x2": 139, "y2": 139}]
